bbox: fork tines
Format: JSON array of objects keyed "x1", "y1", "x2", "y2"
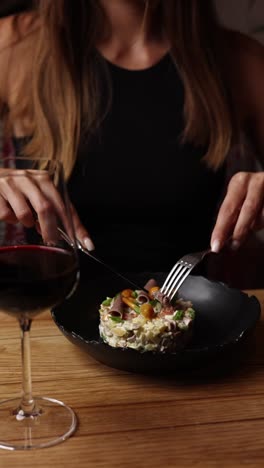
[
  {"x1": 160, "y1": 260, "x2": 192, "y2": 301},
  {"x1": 160, "y1": 248, "x2": 211, "y2": 302}
]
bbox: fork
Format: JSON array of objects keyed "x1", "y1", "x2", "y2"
[{"x1": 160, "y1": 248, "x2": 212, "y2": 301}]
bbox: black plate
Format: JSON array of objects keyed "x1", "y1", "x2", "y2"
[{"x1": 52, "y1": 270, "x2": 261, "y2": 375}]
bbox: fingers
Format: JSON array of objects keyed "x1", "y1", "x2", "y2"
[
  {"x1": 0, "y1": 196, "x2": 17, "y2": 224},
  {"x1": 0, "y1": 172, "x2": 58, "y2": 243},
  {"x1": 70, "y1": 203, "x2": 95, "y2": 251},
  {"x1": 0, "y1": 177, "x2": 36, "y2": 228},
  {"x1": 0, "y1": 169, "x2": 95, "y2": 249},
  {"x1": 33, "y1": 176, "x2": 95, "y2": 250},
  {"x1": 211, "y1": 172, "x2": 247, "y2": 252},
  {"x1": 232, "y1": 173, "x2": 264, "y2": 245},
  {"x1": 211, "y1": 172, "x2": 264, "y2": 252},
  {"x1": 29, "y1": 172, "x2": 92, "y2": 246},
  {"x1": 30, "y1": 171, "x2": 70, "y2": 237}
]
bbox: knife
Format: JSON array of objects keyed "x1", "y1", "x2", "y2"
[{"x1": 58, "y1": 228, "x2": 148, "y2": 292}]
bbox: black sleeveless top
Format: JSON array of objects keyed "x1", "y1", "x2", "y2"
[
  {"x1": 67, "y1": 53, "x2": 226, "y2": 272},
  {"x1": 13, "y1": 53, "x2": 226, "y2": 272}
]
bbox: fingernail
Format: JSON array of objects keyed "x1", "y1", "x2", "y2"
[
  {"x1": 231, "y1": 240, "x2": 240, "y2": 251},
  {"x1": 211, "y1": 239, "x2": 221, "y2": 253},
  {"x1": 83, "y1": 237, "x2": 95, "y2": 251}
]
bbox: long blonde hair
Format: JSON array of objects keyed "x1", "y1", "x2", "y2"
[{"x1": 20, "y1": 0, "x2": 233, "y2": 177}]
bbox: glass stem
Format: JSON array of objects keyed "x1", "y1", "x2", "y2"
[{"x1": 19, "y1": 316, "x2": 36, "y2": 415}]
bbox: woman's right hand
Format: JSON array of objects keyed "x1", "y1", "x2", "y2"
[{"x1": 0, "y1": 168, "x2": 95, "y2": 250}]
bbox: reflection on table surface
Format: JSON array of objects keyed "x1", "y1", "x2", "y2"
[{"x1": 0, "y1": 289, "x2": 263, "y2": 467}]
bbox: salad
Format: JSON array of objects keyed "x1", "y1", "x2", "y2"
[{"x1": 99, "y1": 279, "x2": 195, "y2": 352}]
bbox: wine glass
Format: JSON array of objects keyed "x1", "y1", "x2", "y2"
[{"x1": 0, "y1": 158, "x2": 79, "y2": 450}]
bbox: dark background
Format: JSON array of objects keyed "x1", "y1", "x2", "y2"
[{"x1": 0, "y1": 0, "x2": 33, "y2": 18}]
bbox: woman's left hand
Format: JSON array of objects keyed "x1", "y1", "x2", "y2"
[{"x1": 211, "y1": 171, "x2": 264, "y2": 252}]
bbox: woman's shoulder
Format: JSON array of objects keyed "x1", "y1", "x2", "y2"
[
  {"x1": 225, "y1": 28, "x2": 264, "y2": 77},
  {"x1": 221, "y1": 29, "x2": 264, "y2": 120},
  {"x1": 221, "y1": 29, "x2": 264, "y2": 160},
  {"x1": 0, "y1": 12, "x2": 40, "y2": 104}
]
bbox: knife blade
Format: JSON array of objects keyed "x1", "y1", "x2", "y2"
[
  {"x1": 58, "y1": 228, "x2": 147, "y2": 292},
  {"x1": 77, "y1": 241, "x2": 149, "y2": 292}
]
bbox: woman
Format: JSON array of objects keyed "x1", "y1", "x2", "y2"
[{"x1": 0, "y1": 0, "x2": 264, "y2": 272}]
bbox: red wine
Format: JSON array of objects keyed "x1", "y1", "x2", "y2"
[{"x1": 0, "y1": 245, "x2": 78, "y2": 317}]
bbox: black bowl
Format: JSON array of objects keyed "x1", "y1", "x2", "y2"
[{"x1": 51, "y1": 271, "x2": 261, "y2": 375}]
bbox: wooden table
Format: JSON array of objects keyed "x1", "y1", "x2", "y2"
[{"x1": 0, "y1": 290, "x2": 264, "y2": 467}]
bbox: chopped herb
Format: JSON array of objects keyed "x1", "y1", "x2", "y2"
[
  {"x1": 134, "y1": 305, "x2": 141, "y2": 314},
  {"x1": 173, "y1": 310, "x2": 184, "y2": 321},
  {"x1": 149, "y1": 299, "x2": 161, "y2": 313},
  {"x1": 187, "y1": 308, "x2": 195, "y2": 319},
  {"x1": 150, "y1": 299, "x2": 158, "y2": 307},
  {"x1": 131, "y1": 291, "x2": 138, "y2": 298},
  {"x1": 102, "y1": 297, "x2": 112, "y2": 306},
  {"x1": 110, "y1": 316, "x2": 123, "y2": 323}
]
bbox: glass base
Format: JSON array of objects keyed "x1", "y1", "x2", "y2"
[{"x1": 0, "y1": 396, "x2": 77, "y2": 450}]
